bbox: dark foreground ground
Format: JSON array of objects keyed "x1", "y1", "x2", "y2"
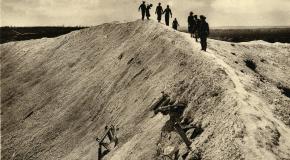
[
  {"x1": 0, "y1": 26, "x2": 87, "y2": 44},
  {"x1": 1, "y1": 26, "x2": 290, "y2": 44}
]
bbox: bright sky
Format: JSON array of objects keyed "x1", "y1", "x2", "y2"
[{"x1": 1, "y1": 0, "x2": 290, "y2": 26}]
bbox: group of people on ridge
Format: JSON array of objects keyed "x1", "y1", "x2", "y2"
[
  {"x1": 188, "y1": 12, "x2": 209, "y2": 51},
  {"x1": 139, "y1": 1, "x2": 176, "y2": 27},
  {"x1": 138, "y1": 1, "x2": 209, "y2": 51}
]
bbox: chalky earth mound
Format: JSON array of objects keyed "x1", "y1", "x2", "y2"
[{"x1": 1, "y1": 20, "x2": 290, "y2": 160}]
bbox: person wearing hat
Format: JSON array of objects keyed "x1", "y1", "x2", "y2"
[
  {"x1": 138, "y1": 1, "x2": 147, "y2": 20},
  {"x1": 163, "y1": 5, "x2": 172, "y2": 26},
  {"x1": 187, "y1": 12, "x2": 195, "y2": 38},
  {"x1": 155, "y1": 3, "x2": 164, "y2": 22},
  {"x1": 146, "y1": 4, "x2": 153, "y2": 20},
  {"x1": 198, "y1": 15, "x2": 209, "y2": 51}
]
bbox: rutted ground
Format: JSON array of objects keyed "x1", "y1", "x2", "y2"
[{"x1": 1, "y1": 20, "x2": 290, "y2": 160}]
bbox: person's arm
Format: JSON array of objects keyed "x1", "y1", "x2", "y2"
[
  {"x1": 206, "y1": 23, "x2": 210, "y2": 36},
  {"x1": 138, "y1": 5, "x2": 141, "y2": 11},
  {"x1": 155, "y1": 7, "x2": 157, "y2": 14},
  {"x1": 170, "y1": 9, "x2": 172, "y2": 17}
]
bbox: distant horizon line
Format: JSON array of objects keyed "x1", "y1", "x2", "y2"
[{"x1": 1, "y1": 19, "x2": 290, "y2": 28}]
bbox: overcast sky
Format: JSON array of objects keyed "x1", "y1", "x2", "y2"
[{"x1": 1, "y1": 0, "x2": 290, "y2": 26}]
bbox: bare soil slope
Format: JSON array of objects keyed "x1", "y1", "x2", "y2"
[{"x1": 1, "y1": 20, "x2": 290, "y2": 160}]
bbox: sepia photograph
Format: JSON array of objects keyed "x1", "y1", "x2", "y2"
[{"x1": 1, "y1": 0, "x2": 290, "y2": 160}]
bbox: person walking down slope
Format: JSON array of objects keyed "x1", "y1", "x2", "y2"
[
  {"x1": 188, "y1": 12, "x2": 195, "y2": 38},
  {"x1": 172, "y1": 18, "x2": 179, "y2": 30},
  {"x1": 198, "y1": 15, "x2": 209, "y2": 51},
  {"x1": 146, "y1": 4, "x2": 153, "y2": 20},
  {"x1": 163, "y1": 5, "x2": 172, "y2": 26},
  {"x1": 139, "y1": 1, "x2": 147, "y2": 20},
  {"x1": 155, "y1": 3, "x2": 163, "y2": 22}
]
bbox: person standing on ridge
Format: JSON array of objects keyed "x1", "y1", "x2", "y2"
[
  {"x1": 187, "y1": 12, "x2": 195, "y2": 38},
  {"x1": 194, "y1": 15, "x2": 200, "y2": 42},
  {"x1": 172, "y1": 18, "x2": 179, "y2": 30},
  {"x1": 146, "y1": 4, "x2": 153, "y2": 20},
  {"x1": 138, "y1": 1, "x2": 147, "y2": 20},
  {"x1": 163, "y1": 5, "x2": 172, "y2": 26},
  {"x1": 155, "y1": 3, "x2": 163, "y2": 22},
  {"x1": 198, "y1": 15, "x2": 209, "y2": 51}
]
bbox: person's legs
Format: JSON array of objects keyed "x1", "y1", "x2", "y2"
[
  {"x1": 200, "y1": 36, "x2": 205, "y2": 50},
  {"x1": 165, "y1": 17, "x2": 169, "y2": 26},
  {"x1": 173, "y1": 122, "x2": 192, "y2": 148},
  {"x1": 195, "y1": 31, "x2": 199, "y2": 42},
  {"x1": 157, "y1": 14, "x2": 161, "y2": 22},
  {"x1": 204, "y1": 37, "x2": 207, "y2": 51},
  {"x1": 142, "y1": 11, "x2": 145, "y2": 20},
  {"x1": 200, "y1": 36, "x2": 207, "y2": 51},
  {"x1": 98, "y1": 144, "x2": 102, "y2": 160}
]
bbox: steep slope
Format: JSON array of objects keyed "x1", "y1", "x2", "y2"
[{"x1": 1, "y1": 20, "x2": 290, "y2": 160}]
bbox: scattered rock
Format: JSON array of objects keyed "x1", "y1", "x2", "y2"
[
  {"x1": 244, "y1": 59, "x2": 257, "y2": 72},
  {"x1": 277, "y1": 83, "x2": 290, "y2": 98},
  {"x1": 118, "y1": 54, "x2": 123, "y2": 60},
  {"x1": 164, "y1": 146, "x2": 178, "y2": 156},
  {"x1": 180, "y1": 61, "x2": 187, "y2": 66},
  {"x1": 23, "y1": 111, "x2": 34, "y2": 120},
  {"x1": 137, "y1": 60, "x2": 142, "y2": 65},
  {"x1": 127, "y1": 58, "x2": 134, "y2": 64},
  {"x1": 260, "y1": 59, "x2": 266, "y2": 63}
]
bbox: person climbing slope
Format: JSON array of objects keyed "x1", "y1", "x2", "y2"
[
  {"x1": 155, "y1": 3, "x2": 164, "y2": 22},
  {"x1": 146, "y1": 4, "x2": 153, "y2": 20},
  {"x1": 138, "y1": 1, "x2": 147, "y2": 20},
  {"x1": 163, "y1": 5, "x2": 172, "y2": 26},
  {"x1": 172, "y1": 18, "x2": 179, "y2": 30}
]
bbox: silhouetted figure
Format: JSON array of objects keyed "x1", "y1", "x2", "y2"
[
  {"x1": 194, "y1": 15, "x2": 200, "y2": 42},
  {"x1": 146, "y1": 4, "x2": 153, "y2": 20},
  {"x1": 155, "y1": 102, "x2": 192, "y2": 148},
  {"x1": 163, "y1": 5, "x2": 172, "y2": 26},
  {"x1": 139, "y1": 1, "x2": 147, "y2": 20},
  {"x1": 188, "y1": 12, "x2": 195, "y2": 38},
  {"x1": 198, "y1": 15, "x2": 209, "y2": 51},
  {"x1": 155, "y1": 3, "x2": 164, "y2": 22},
  {"x1": 96, "y1": 125, "x2": 119, "y2": 160},
  {"x1": 172, "y1": 18, "x2": 179, "y2": 30}
]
